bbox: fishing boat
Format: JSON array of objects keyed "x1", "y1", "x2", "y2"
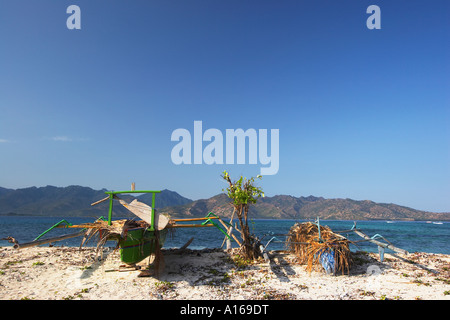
[
  {"x1": 10, "y1": 185, "x2": 234, "y2": 268},
  {"x1": 10, "y1": 188, "x2": 170, "y2": 265},
  {"x1": 95, "y1": 189, "x2": 170, "y2": 265}
]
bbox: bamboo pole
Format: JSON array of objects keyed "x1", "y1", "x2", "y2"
[
  {"x1": 217, "y1": 218, "x2": 242, "y2": 247},
  {"x1": 221, "y1": 208, "x2": 236, "y2": 248},
  {"x1": 90, "y1": 196, "x2": 110, "y2": 206},
  {"x1": 55, "y1": 224, "x2": 99, "y2": 229},
  {"x1": 171, "y1": 217, "x2": 219, "y2": 222},
  {"x1": 167, "y1": 224, "x2": 216, "y2": 228}
]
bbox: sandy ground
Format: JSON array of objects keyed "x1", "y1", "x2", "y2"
[{"x1": 0, "y1": 246, "x2": 449, "y2": 300}]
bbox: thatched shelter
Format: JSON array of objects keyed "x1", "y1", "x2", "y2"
[{"x1": 286, "y1": 222, "x2": 352, "y2": 275}]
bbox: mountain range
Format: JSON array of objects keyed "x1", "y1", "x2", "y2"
[
  {"x1": 0, "y1": 185, "x2": 448, "y2": 221},
  {"x1": 0, "y1": 186, "x2": 192, "y2": 218},
  {"x1": 160, "y1": 194, "x2": 449, "y2": 221}
]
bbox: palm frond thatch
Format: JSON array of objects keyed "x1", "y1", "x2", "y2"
[
  {"x1": 286, "y1": 222, "x2": 352, "y2": 274},
  {"x1": 77, "y1": 219, "x2": 150, "y2": 254}
]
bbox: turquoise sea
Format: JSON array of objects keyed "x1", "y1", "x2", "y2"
[{"x1": 0, "y1": 216, "x2": 449, "y2": 254}]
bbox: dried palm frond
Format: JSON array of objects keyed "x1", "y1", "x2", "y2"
[
  {"x1": 77, "y1": 219, "x2": 151, "y2": 257},
  {"x1": 286, "y1": 222, "x2": 352, "y2": 274},
  {"x1": 305, "y1": 239, "x2": 352, "y2": 274}
]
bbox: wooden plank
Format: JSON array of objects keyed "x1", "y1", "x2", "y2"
[
  {"x1": 119, "y1": 199, "x2": 169, "y2": 230},
  {"x1": 119, "y1": 199, "x2": 152, "y2": 224}
]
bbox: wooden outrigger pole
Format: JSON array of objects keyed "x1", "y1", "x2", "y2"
[
  {"x1": 352, "y1": 229, "x2": 408, "y2": 255},
  {"x1": 333, "y1": 221, "x2": 409, "y2": 262},
  {"x1": 168, "y1": 217, "x2": 220, "y2": 228},
  {"x1": 167, "y1": 214, "x2": 242, "y2": 246},
  {"x1": 13, "y1": 230, "x2": 86, "y2": 250}
]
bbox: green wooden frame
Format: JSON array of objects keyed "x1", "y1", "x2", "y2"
[{"x1": 104, "y1": 190, "x2": 161, "y2": 230}]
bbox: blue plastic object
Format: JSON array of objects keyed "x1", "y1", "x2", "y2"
[{"x1": 319, "y1": 249, "x2": 336, "y2": 275}]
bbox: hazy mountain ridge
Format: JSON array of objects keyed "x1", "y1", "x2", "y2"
[
  {"x1": 0, "y1": 185, "x2": 192, "y2": 217},
  {"x1": 160, "y1": 193, "x2": 449, "y2": 221},
  {"x1": 0, "y1": 185, "x2": 448, "y2": 221}
]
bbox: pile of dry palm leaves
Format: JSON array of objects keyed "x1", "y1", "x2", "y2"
[
  {"x1": 76, "y1": 219, "x2": 148, "y2": 252},
  {"x1": 286, "y1": 221, "x2": 352, "y2": 274}
]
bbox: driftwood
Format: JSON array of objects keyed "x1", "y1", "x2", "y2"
[
  {"x1": 1, "y1": 236, "x2": 18, "y2": 245},
  {"x1": 179, "y1": 237, "x2": 194, "y2": 251}
]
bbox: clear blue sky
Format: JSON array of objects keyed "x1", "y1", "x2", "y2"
[{"x1": 0, "y1": 0, "x2": 449, "y2": 212}]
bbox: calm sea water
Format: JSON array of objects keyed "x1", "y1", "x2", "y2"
[{"x1": 0, "y1": 216, "x2": 449, "y2": 254}]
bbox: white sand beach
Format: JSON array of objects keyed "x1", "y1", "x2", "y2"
[{"x1": 0, "y1": 246, "x2": 449, "y2": 300}]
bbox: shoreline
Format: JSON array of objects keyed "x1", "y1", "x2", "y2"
[
  {"x1": 1, "y1": 214, "x2": 449, "y2": 221},
  {"x1": 1, "y1": 246, "x2": 449, "y2": 300}
]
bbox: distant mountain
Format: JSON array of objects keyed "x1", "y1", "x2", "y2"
[
  {"x1": 0, "y1": 186, "x2": 192, "y2": 217},
  {"x1": 0, "y1": 187, "x2": 14, "y2": 197},
  {"x1": 161, "y1": 194, "x2": 232, "y2": 218},
  {"x1": 160, "y1": 194, "x2": 450, "y2": 221},
  {"x1": 138, "y1": 189, "x2": 192, "y2": 208},
  {"x1": 0, "y1": 185, "x2": 448, "y2": 221},
  {"x1": 0, "y1": 186, "x2": 108, "y2": 216}
]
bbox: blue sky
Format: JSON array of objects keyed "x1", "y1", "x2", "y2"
[{"x1": 0, "y1": 0, "x2": 449, "y2": 212}]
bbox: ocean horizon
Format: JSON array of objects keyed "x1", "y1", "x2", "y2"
[{"x1": 1, "y1": 216, "x2": 448, "y2": 255}]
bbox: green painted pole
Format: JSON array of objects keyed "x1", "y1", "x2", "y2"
[
  {"x1": 103, "y1": 190, "x2": 161, "y2": 227},
  {"x1": 34, "y1": 219, "x2": 73, "y2": 241},
  {"x1": 108, "y1": 194, "x2": 114, "y2": 225},
  {"x1": 150, "y1": 192, "x2": 156, "y2": 231},
  {"x1": 105, "y1": 190, "x2": 161, "y2": 195}
]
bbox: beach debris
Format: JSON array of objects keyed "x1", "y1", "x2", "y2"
[
  {"x1": 179, "y1": 237, "x2": 195, "y2": 251},
  {"x1": 1, "y1": 236, "x2": 18, "y2": 245},
  {"x1": 286, "y1": 221, "x2": 352, "y2": 275}
]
